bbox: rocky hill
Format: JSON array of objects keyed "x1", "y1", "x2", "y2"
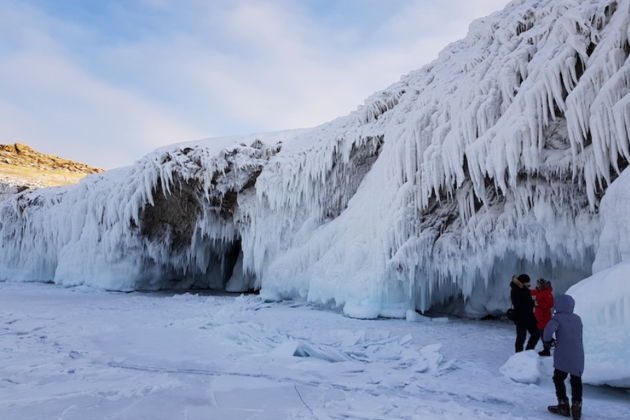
[{"x1": 0, "y1": 143, "x2": 103, "y2": 194}]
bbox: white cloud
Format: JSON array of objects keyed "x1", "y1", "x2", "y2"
[
  {"x1": 0, "y1": 49, "x2": 204, "y2": 168},
  {"x1": 0, "y1": 2, "x2": 205, "y2": 168},
  {"x1": 0, "y1": 0, "x2": 511, "y2": 168}
]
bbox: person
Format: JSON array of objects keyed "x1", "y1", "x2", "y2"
[
  {"x1": 543, "y1": 294, "x2": 584, "y2": 420},
  {"x1": 510, "y1": 274, "x2": 539, "y2": 352},
  {"x1": 531, "y1": 278, "x2": 554, "y2": 356}
]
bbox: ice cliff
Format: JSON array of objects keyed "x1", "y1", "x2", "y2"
[{"x1": 1, "y1": 0, "x2": 630, "y2": 331}]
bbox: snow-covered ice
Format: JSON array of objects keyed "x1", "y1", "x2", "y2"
[{"x1": 1, "y1": 282, "x2": 629, "y2": 420}]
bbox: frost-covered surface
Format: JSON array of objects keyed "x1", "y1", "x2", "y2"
[
  {"x1": 0, "y1": 176, "x2": 36, "y2": 200},
  {"x1": 0, "y1": 179, "x2": 19, "y2": 200},
  {"x1": 571, "y1": 168, "x2": 630, "y2": 387},
  {"x1": 1, "y1": 283, "x2": 629, "y2": 420},
  {"x1": 0, "y1": 132, "x2": 293, "y2": 290},
  {"x1": 569, "y1": 261, "x2": 630, "y2": 387},
  {"x1": 593, "y1": 168, "x2": 630, "y2": 272},
  {"x1": 2, "y1": 0, "x2": 630, "y2": 320}
]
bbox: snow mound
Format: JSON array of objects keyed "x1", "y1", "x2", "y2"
[
  {"x1": 500, "y1": 350, "x2": 541, "y2": 384},
  {"x1": 569, "y1": 262, "x2": 630, "y2": 388}
]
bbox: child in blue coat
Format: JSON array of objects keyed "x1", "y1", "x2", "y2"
[{"x1": 543, "y1": 294, "x2": 584, "y2": 420}]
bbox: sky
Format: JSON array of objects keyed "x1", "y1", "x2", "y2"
[{"x1": 0, "y1": 0, "x2": 510, "y2": 169}]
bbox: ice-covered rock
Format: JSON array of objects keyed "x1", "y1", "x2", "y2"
[
  {"x1": 500, "y1": 350, "x2": 541, "y2": 384},
  {"x1": 1, "y1": 0, "x2": 630, "y2": 322}
]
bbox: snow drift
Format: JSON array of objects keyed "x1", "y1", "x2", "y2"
[{"x1": 1, "y1": 0, "x2": 630, "y2": 328}]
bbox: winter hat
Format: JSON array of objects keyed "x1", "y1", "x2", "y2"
[{"x1": 517, "y1": 274, "x2": 531, "y2": 284}]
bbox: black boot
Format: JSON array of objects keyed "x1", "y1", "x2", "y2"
[
  {"x1": 548, "y1": 399, "x2": 571, "y2": 417},
  {"x1": 571, "y1": 400, "x2": 582, "y2": 420},
  {"x1": 538, "y1": 348, "x2": 551, "y2": 356}
]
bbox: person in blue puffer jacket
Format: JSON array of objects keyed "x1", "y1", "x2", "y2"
[{"x1": 543, "y1": 294, "x2": 584, "y2": 420}]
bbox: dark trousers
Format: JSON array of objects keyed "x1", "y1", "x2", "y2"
[
  {"x1": 553, "y1": 369, "x2": 582, "y2": 402},
  {"x1": 515, "y1": 322, "x2": 539, "y2": 352}
]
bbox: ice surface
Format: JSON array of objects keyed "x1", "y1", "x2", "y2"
[
  {"x1": 568, "y1": 261, "x2": 630, "y2": 387},
  {"x1": 1, "y1": 0, "x2": 630, "y2": 322},
  {"x1": 2, "y1": 282, "x2": 629, "y2": 419},
  {"x1": 500, "y1": 350, "x2": 541, "y2": 384}
]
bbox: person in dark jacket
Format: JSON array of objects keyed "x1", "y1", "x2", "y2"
[
  {"x1": 510, "y1": 274, "x2": 539, "y2": 352},
  {"x1": 543, "y1": 294, "x2": 584, "y2": 420}
]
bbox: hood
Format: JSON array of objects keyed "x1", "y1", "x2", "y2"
[{"x1": 554, "y1": 294, "x2": 575, "y2": 314}]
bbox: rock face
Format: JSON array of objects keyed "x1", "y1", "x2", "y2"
[
  {"x1": 1, "y1": 0, "x2": 629, "y2": 324},
  {"x1": 0, "y1": 143, "x2": 102, "y2": 174},
  {"x1": 0, "y1": 143, "x2": 103, "y2": 196}
]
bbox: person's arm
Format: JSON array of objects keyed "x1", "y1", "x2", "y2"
[
  {"x1": 543, "y1": 318, "x2": 559, "y2": 343},
  {"x1": 512, "y1": 276, "x2": 523, "y2": 288}
]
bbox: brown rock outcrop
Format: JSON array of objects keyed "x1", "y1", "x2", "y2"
[
  {"x1": 0, "y1": 143, "x2": 103, "y2": 191},
  {"x1": 0, "y1": 143, "x2": 103, "y2": 174}
]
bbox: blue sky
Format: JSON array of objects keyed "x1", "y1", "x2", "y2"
[{"x1": 0, "y1": 0, "x2": 509, "y2": 168}]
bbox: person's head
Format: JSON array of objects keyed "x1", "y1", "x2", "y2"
[
  {"x1": 554, "y1": 294, "x2": 575, "y2": 314},
  {"x1": 517, "y1": 274, "x2": 531, "y2": 287},
  {"x1": 537, "y1": 278, "x2": 550, "y2": 290}
]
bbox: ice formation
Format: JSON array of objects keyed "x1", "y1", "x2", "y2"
[
  {"x1": 0, "y1": 179, "x2": 25, "y2": 200},
  {"x1": 568, "y1": 168, "x2": 630, "y2": 388},
  {"x1": 1, "y1": 0, "x2": 630, "y2": 331},
  {"x1": 568, "y1": 261, "x2": 630, "y2": 387}
]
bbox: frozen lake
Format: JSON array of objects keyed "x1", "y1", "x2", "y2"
[{"x1": 1, "y1": 282, "x2": 628, "y2": 419}]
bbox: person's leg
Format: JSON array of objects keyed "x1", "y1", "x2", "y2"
[
  {"x1": 515, "y1": 324, "x2": 526, "y2": 352},
  {"x1": 548, "y1": 370, "x2": 571, "y2": 416},
  {"x1": 569, "y1": 375, "x2": 582, "y2": 401},
  {"x1": 553, "y1": 369, "x2": 569, "y2": 400},
  {"x1": 525, "y1": 322, "x2": 540, "y2": 350},
  {"x1": 570, "y1": 374, "x2": 583, "y2": 419}
]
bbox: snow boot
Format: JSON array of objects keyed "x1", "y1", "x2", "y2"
[
  {"x1": 548, "y1": 399, "x2": 571, "y2": 417},
  {"x1": 571, "y1": 400, "x2": 582, "y2": 420},
  {"x1": 538, "y1": 348, "x2": 551, "y2": 356}
]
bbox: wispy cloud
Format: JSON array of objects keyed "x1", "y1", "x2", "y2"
[{"x1": 0, "y1": 0, "x2": 510, "y2": 168}]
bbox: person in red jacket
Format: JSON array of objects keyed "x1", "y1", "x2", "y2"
[
  {"x1": 512, "y1": 277, "x2": 554, "y2": 356},
  {"x1": 531, "y1": 278, "x2": 554, "y2": 356}
]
